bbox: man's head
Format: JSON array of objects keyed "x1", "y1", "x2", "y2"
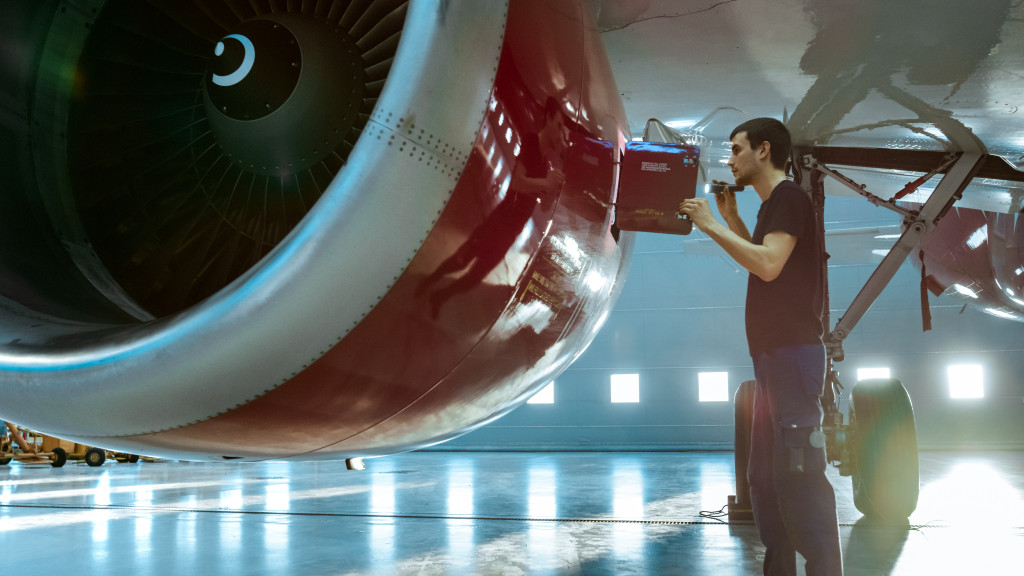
[
  {"x1": 727, "y1": 118, "x2": 791, "y2": 186},
  {"x1": 540, "y1": 97, "x2": 570, "y2": 152}
]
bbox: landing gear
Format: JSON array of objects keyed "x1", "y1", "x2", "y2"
[
  {"x1": 850, "y1": 378, "x2": 920, "y2": 521},
  {"x1": 728, "y1": 381, "x2": 755, "y2": 522},
  {"x1": 726, "y1": 142, "x2": 980, "y2": 524},
  {"x1": 730, "y1": 372, "x2": 920, "y2": 523}
]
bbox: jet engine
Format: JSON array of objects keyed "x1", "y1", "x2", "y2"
[
  {"x1": 0, "y1": 0, "x2": 631, "y2": 460},
  {"x1": 917, "y1": 207, "x2": 1024, "y2": 322}
]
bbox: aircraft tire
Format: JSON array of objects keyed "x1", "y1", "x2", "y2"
[
  {"x1": 851, "y1": 377, "x2": 920, "y2": 522},
  {"x1": 85, "y1": 447, "x2": 106, "y2": 467},
  {"x1": 733, "y1": 380, "x2": 756, "y2": 511},
  {"x1": 0, "y1": 442, "x2": 11, "y2": 465},
  {"x1": 50, "y1": 447, "x2": 67, "y2": 468}
]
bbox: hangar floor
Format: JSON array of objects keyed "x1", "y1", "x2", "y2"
[{"x1": 1, "y1": 450, "x2": 1021, "y2": 575}]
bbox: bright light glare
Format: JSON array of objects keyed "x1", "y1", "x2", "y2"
[
  {"x1": 528, "y1": 466, "x2": 557, "y2": 519},
  {"x1": 527, "y1": 381, "x2": 555, "y2": 404},
  {"x1": 948, "y1": 364, "x2": 984, "y2": 399},
  {"x1": 918, "y1": 461, "x2": 1024, "y2": 526},
  {"x1": 966, "y1": 226, "x2": 988, "y2": 249},
  {"x1": 611, "y1": 466, "x2": 646, "y2": 561},
  {"x1": 585, "y1": 270, "x2": 608, "y2": 293},
  {"x1": 984, "y1": 307, "x2": 1017, "y2": 320},
  {"x1": 447, "y1": 461, "x2": 474, "y2": 516},
  {"x1": 612, "y1": 465, "x2": 644, "y2": 518},
  {"x1": 611, "y1": 373, "x2": 640, "y2": 403},
  {"x1": 698, "y1": 372, "x2": 729, "y2": 402},
  {"x1": 857, "y1": 367, "x2": 891, "y2": 380},
  {"x1": 952, "y1": 284, "x2": 979, "y2": 299},
  {"x1": 665, "y1": 119, "x2": 697, "y2": 130}
]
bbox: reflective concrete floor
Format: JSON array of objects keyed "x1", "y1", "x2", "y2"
[{"x1": 1, "y1": 450, "x2": 1022, "y2": 575}]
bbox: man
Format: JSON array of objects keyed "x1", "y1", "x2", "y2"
[
  {"x1": 678, "y1": 117, "x2": 843, "y2": 576},
  {"x1": 416, "y1": 97, "x2": 566, "y2": 317}
]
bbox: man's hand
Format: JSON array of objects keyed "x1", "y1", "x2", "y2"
[
  {"x1": 711, "y1": 179, "x2": 741, "y2": 222},
  {"x1": 677, "y1": 197, "x2": 716, "y2": 231}
]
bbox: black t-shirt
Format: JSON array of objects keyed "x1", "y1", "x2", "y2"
[
  {"x1": 518, "y1": 133, "x2": 550, "y2": 178},
  {"x1": 745, "y1": 180, "x2": 825, "y2": 356}
]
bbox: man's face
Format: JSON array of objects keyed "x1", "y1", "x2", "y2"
[
  {"x1": 727, "y1": 132, "x2": 761, "y2": 187},
  {"x1": 541, "y1": 114, "x2": 570, "y2": 151}
]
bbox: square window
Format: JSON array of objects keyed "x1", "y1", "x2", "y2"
[
  {"x1": 857, "y1": 367, "x2": 890, "y2": 381},
  {"x1": 948, "y1": 364, "x2": 984, "y2": 399},
  {"x1": 698, "y1": 372, "x2": 729, "y2": 402},
  {"x1": 611, "y1": 373, "x2": 640, "y2": 403},
  {"x1": 527, "y1": 381, "x2": 555, "y2": 404}
]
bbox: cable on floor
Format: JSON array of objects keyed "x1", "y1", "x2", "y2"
[{"x1": 0, "y1": 502, "x2": 992, "y2": 531}]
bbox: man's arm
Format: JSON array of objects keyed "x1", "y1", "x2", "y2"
[{"x1": 678, "y1": 198, "x2": 796, "y2": 282}]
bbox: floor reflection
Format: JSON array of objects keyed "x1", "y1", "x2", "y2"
[
  {"x1": 915, "y1": 458, "x2": 1024, "y2": 526},
  {"x1": 0, "y1": 451, "x2": 1020, "y2": 575},
  {"x1": 844, "y1": 516, "x2": 909, "y2": 576}
]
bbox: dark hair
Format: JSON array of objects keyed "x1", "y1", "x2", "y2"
[
  {"x1": 543, "y1": 96, "x2": 563, "y2": 121},
  {"x1": 730, "y1": 117, "x2": 791, "y2": 170}
]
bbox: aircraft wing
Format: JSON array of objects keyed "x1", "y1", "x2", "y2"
[{"x1": 599, "y1": 0, "x2": 1024, "y2": 212}]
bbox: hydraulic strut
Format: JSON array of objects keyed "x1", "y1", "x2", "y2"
[{"x1": 792, "y1": 146, "x2": 984, "y2": 472}]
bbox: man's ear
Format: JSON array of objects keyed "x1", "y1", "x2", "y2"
[{"x1": 758, "y1": 140, "x2": 771, "y2": 162}]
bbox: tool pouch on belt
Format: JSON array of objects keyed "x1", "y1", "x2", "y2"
[{"x1": 784, "y1": 426, "x2": 827, "y2": 473}]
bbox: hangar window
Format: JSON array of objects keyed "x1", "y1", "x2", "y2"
[
  {"x1": 948, "y1": 364, "x2": 984, "y2": 399},
  {"x1": 698, "y1": 372, "x2": 729, "y2": 402},
  {"x1": 857, "y1": 367, "x2": 891, "y2": 380},
  {"x1": 527, "y1": 381, "x2": 555, "y2": 404},
  {"x1": 610, "y1": 373, "x2": 640, "y2": 403}
]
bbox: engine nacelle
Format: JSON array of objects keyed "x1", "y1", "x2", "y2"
[
  {"x1": 0, "y1": 0, "x2": 631, "y2": 460},
  {"x1": 917, "y1": 207, "x2": 1024, "y2": 322}
]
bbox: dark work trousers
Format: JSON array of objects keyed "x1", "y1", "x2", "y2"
[{"x1": 749, "y1": 344, "x2": 843, "y2": 576}]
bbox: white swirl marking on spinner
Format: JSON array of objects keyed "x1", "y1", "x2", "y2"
[{"x1": 212, "y1": 34, "x2": 255, "y2": 87}]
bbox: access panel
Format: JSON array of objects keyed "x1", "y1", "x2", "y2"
[{"x1": 616, "y1": 142, "x2": 700, "y2": 235}]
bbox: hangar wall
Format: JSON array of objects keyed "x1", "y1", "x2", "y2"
[{"x1": 441, "y1": 192, "x2": 1024, "y2": 451}]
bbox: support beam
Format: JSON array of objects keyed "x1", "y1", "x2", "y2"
[
  {"x1": 794, "y1": 149, "x2": 985, "y2": 361},
  {"x1": 806, "y1": 147, "x2": 1023, "y2": 184}
]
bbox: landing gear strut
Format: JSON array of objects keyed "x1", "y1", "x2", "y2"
[
  {"x1": 729, "y1": 370, "x2": 920, "y2": 523},
  {"x1": 730, "y1": 146, "x2": 982, "y2": 522}
]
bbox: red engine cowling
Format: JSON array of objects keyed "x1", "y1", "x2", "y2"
[
  {"x1": 0, "y1": 0, "x2": 632, "y2": 460},
  {"x1": 917, "y1": 207, "x2": 1024, "y2": 322}
]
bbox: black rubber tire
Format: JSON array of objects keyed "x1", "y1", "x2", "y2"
[
  {"x1": 50, "y1": 447, "x2": 67, "y2": 468},
  {"x1": 85, "y1": 447, "x2": 106, "y2": 467},
  {"x1": 851, "y1": 378, "x2": 919, "y2": 522},
  {"x1": 127, "y1": 454, "x2": 140, "y2": 464},
  {"x1": 0, "y1": 441, "x2": 11, "y2": 465},
  {"x1": 733, "y1": 380, "x2": 756, "y2": 509}
]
